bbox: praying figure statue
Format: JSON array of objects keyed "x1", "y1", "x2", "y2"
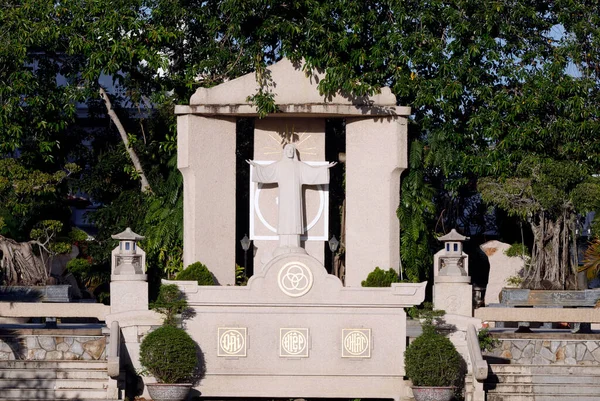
[{"x1": 247, "y1": 144, "x2": 336, "y2": 254}]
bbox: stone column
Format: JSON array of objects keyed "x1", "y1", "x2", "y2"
[
  {"x1": 178, "y1": 114, "x2": 237, "y2": 285},
  {"x1": 344, "y1": 117, "x2": 408, "y2": 287}
]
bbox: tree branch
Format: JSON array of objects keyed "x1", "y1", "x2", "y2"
[{"x1": 99, "y1": 87, "x2": 152, "y2": 193}]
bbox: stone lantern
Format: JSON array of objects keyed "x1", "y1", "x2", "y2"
[
  {"x1": 433, "y1": 229, "x2": 472, "y2": 317},
  {"x1": 111, "y1": 227, "x2": 146, "y2": 280},
  {"x1": 110, "y1": 227, "x2": 148, "y2": 314},
  {"x1": 437, "y1": 229, "x2": 469, "y2": 277}
]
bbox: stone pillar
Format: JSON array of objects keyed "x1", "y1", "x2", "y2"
[
  {"x1": 178, "y1": 114, "x2": 237, "y2": 285},
  {"x1": 252, "y1": 117, "x2": 327, "y2": 268},
  {"x1": 344, "y1": 117, "x2": 408, "y2": 287}
]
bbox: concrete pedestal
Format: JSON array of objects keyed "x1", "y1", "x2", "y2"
[
  {"x1": 433, "y1": 276, "x2": 473, "y2": 317},
  {"x1": 433, "y1": 276, "x2": 472, "y2": 317},
  {"x1": 110, "y1": 281, "x2": 148, "y2": 314}
]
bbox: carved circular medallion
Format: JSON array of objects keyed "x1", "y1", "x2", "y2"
[
  {"x1": 219, "y1": 329, "x2": 245, "y2": 355},
  {"x1": 445, "y1": 295, "x2": 460, "y2": 312},
  {"x1": 343, "y1": 330, "x2": 370, "y2": 356},
  {"x1": 278, "y1": 261, "x2": 314, "y2": 297},
  {"x1": 281, "y1": 330, "x2": 307, "y2": 355}
]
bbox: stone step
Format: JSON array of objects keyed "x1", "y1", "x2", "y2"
[
  {"x1": 494, "y1": 373, "x2": 600, "y2": 384},
  {"x1": 0, "y1": 360, "x2": 106, "y2": 370},
  {"x1": 0, "y1": 369, "x2": 107, "y2": 380},
  {"x1": 490, "y1": 363, "x2": 600, "y2": 375},
  {"x1": 0, "y1": 388, "x2": 107, "y2": 399},
  {"x1": 487, "y1": 394, "x2": 600, "y2": 401},
  {"x1": 0, "y1": 378, "x2": 107, "y2": 389},
  {"x1": 487, "y1": 383, "x2": 600, "y2": 395}
]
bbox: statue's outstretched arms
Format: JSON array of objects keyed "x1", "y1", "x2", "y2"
[
  {"x1": 246, "y1": 159, "x2": 259, "y2": 167},
  {"x1": 326, "y1": 162, "x2": 337, "y2": 168}
]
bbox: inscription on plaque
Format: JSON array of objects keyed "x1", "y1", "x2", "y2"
[
  {"x1": 217, "y1": 328, "x2": 247, "y2": 357},
  {"x1": 280, "y1": 328, "x2": 309, "y2": 358},
  {"x1": 342, "y1": 329, "x2": 371, "y2": 358}
]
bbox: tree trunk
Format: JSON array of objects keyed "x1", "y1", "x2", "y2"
[
  {"x1": 0, "y1": 235, "x2": 49, "y2": 286},
  {"x1": 524, "y1": 208, "x2": 578, "y2": 289},
  {"x1": 99, "y1": 87, "x2": 152, "y2": 193}
]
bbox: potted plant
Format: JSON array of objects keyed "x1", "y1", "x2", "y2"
[
  {"x1": 404, "y1": 314, "x2": 463, "y2": 401},
  {"x1": 140, "y1": 284, "x2": 200, "y2": 401}
]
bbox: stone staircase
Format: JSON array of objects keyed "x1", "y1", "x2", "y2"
[
  {"x1": 485, "y1": 364, "x2": 600, "y2": 400},
  {"x1": 0, "y1": 360, "x2": 111, "y2": 400}
]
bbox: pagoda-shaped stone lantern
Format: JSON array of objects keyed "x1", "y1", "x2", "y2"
[
  {"x1": 437, "y1": 228, "x2": 469, "y2": 277},
  {"x1": 110, "y1": 227, "x2": 148, "y2": 313},
  {"x1": 111, "y1": 227, "x2": 146, "y2": 280},
  {"x1": 433, "y1": 229, "x2": 472, "y2": 317}
]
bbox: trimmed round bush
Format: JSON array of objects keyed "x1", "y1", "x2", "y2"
[
  {"x1": 139, "y1": 325, "x2": 198, "y2": 383},
  {"x1": 176, "y1": 262, "x2": 215, "y2": 285},
  {"x1": 404, "y1": 324, "x2": 463, "y2": 387},
  {"x1": 361, "y1": 267, "x2": 400, "y2": 287}
]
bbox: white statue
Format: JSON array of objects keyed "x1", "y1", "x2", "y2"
[{"x1": 247, "y1": 144, "x2": 336, "y2": 253}]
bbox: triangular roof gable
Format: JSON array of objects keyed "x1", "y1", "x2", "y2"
[{"x1": 190, "y1": 58, "x2": 396, "y2": 106}]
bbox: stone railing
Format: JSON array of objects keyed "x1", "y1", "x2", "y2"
[
  {"x1": 107, "y1": 321, "x2": 120, "y2": 377},
  {"x1": 476, "y1": 288, "x2": 600, "y2": 331},
  {"x1": 467, "y1": 324, "x2": 488, "y2": 380},
  {"x1": 466, "y1": 324, "x2": 488, "y2": 401},
  {"x1": 0, "y1": 302, "x2": 110, "y2": 321}
]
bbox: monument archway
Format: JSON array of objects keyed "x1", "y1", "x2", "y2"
[{"x1": 176, "y1": 58, "x2": 410, "y2": 287}]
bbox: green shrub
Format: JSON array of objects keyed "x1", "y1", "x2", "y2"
[
  {"x1": 139, "y1": 325, "x2": 198, "y2": 384},
  {"x1": 477, "y1": 328, "x2": 500, "y2": 352},
  {"x1": 361, "y1": 267, "x2": 400, "y2": 287},
  {"x1": 151, "y1": 284, "x2": 188, "y2": 326},
  {"x1": 66, "y1": 258, "x2": 92, "y2": 275},
  {"x1": 404, "y1": 322, "x2": 463, "y2": 387},
  {"x1": 176, "y1": 262, "x2": 215, "y2": 285}
]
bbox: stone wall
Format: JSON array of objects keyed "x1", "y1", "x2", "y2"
[
  {"x1": 487, "y1": 334, "x2": 600, "y2": 365},
  {"x1": 0, "y1": 334, "x2": 106, "y2": 361}
]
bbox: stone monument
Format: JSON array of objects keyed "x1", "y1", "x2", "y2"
[
  {"x1": 433, "y1": 229, "x2": 472, "y2": 317},
  {"x1": 176, "y1": 58, "x2": 410, "y2": 285}
]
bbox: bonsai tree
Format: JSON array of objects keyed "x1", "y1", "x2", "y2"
[
  {"x1": 404, "y1": 312, "x2": 464, "y2": 401},
  {"x1": 150, "y1": 284, "x2": 189, "y2": 327},
  {"x1": 139, "y1": 324, "x2": 198, "y2": 384}
]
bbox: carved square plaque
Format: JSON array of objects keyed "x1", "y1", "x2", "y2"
[
  {"x1": 279, "y1": 328, "x2": 309, "y2": 358},
  {"x1": 217, "y1": 328, "x2": 247, "y2": 357},
  {"x1": 342, "y1": 328, "x2": 371, "y2": 358}
]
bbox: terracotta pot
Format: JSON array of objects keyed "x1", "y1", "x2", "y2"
[
  {"x1": 411, "y1": 386, "x2": 455, "y2": 401},
  {"x1": 146, "y1": 383, "x2": 191, "y2": 401}
]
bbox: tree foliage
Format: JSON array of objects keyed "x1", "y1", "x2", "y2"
[{"x1": 3, "y1": 0, "x2": 600, "y2": 289}]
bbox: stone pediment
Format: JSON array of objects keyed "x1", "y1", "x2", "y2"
[
  {"x1": 187, "y1": 58, "x2": 404, "y2": 114},
  {"x1": 167, "y1": 253, "x2": 426, "y2": 307}
]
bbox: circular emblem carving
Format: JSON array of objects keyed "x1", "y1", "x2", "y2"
[
  {"x1": 343, "y1": 330, "x2": 370, "y2": 356},
  {"x1": 278, "y1": 262, "x2": 313, "y2": 297},
  {"x1": 281, "y1": 330, "x2": 307, "y2": 355},
  {"x1": 219, "y1": 329, "x2": 245, "y2": 355},
  {"x1": 445, "y1": 295, "x2": 460, "y2": 312}
]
